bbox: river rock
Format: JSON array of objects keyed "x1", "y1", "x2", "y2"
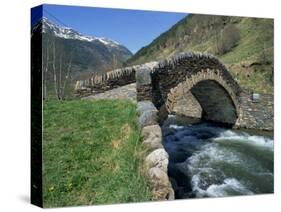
[
  {"x1": 137, "y1": 101, "x2": 159, "y2": 128},
  {"x1": 145, "y1": 148, "x2": 169, "y2": 172},
  {"x1": 137, "y1": 101, "x2": 157, "y2": 114},
  {"x1": 138, "y1": 110, "x2": 158, "y2": 128},
  {"x1": 147, "y1": 167, "x2": 170, "y2": 200},
  {"x1": 142, "y1": 125, "x2": 163, "y2": 150},
  {"x1": 167, "y1": 183, "x2": 175, "y2": 200}
]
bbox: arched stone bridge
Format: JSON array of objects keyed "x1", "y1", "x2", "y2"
[
  {"x1": 135, "y1": 53, "x2": 242, "y2": 126},
  {"x1": 76, "y1": 52, "x2": 273, "y2": 130}
]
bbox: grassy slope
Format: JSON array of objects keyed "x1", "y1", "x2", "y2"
[
  {"x1": 43, "y1": 100, "x2": 151, "y2": 207},
  {"x1": 126, "y1": 14, "x2": 273, "y2": 93}
]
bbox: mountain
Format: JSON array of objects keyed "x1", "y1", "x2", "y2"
[
  {"x1": 31, "y1": 17, "x2": 133, "y2": 99},
  {"x1": 126, "y1": 14, "x2": 273, "y2": 93},
  {"x1": 32, "y1": 17, "x2": 132, "y2": 80},
  {"x1": 41, "y1": 17, "x2": 125, "y2": 50}
]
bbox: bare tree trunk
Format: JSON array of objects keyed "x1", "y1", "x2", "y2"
[
  {"x1": 42, "y1": 52, "x2": 46, "y2": 99},
  {"x1": 61, "y1": 54, "x2": 73, "y2": 100},
  {"x1": 59, "y1": 54, "x2": 63, "y2": 99},
  {"x1": 52, "y1": 40, "x2": 59, "y2": 100},
  {"x1": 112, "y1": 54, "x2": 117, "y2": 70},
  {"x1": 43, "y1": 39, "x2": 49, "y2": 99},
  {"x1": 213, "y1": 17, "x2": 220, "y2": 54}
]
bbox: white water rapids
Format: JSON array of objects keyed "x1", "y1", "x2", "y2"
[{"x1": 162, "y1": 116, "x2": 274, "y2": 199}]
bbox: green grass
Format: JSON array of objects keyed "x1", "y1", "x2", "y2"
[{"x1": 43, "y1": 99, "x2": 151, "y2": 207}]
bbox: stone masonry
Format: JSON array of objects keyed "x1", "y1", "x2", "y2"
[
  {"x1": 137, "y1": 101, "x2": 174, "y2": 200},
  {"x1": 135, "y1": 52, "x2": 273, "y2": 130},
  {"x1": 77, "y1": 51, "x2": 273, "y2": 130}
]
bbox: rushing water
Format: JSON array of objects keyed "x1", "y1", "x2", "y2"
[{"x1": 162, "y1": 115, "x2": 274, "y2": 199}]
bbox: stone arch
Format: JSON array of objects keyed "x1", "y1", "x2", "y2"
[
  {"x1": 165, "y1": 69, "x2": 240, "y2": 125},
  {"x1": 136, "y1": 52, "x2": 242, "y2": 126}
]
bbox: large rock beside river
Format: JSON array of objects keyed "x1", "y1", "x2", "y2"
[
  {"x1": 137, "y1": 100, "x2": 175, "y2": 200},
  {"x1": 147, "y1": 167, "x2": 170, "y2": 200},
  {"x1": 142, "y1": 125, "x2": 163, "y2": 150},
  {"x1": 145, "y1": 148, "x2": 169, "y2": 173},
  {"x1": 137, "y1": 101, "x2": 158, "y2": 128}
]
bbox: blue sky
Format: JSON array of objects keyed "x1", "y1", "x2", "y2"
[{"x1": 31, "y1": 4, "x2": 187, "y2": 53}]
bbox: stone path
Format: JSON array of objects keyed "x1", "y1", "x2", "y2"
[{"x1": 83, "y1": 83, "x2": 136, "y2": 102}]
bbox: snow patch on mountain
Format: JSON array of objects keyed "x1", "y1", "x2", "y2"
[{"x1": 41, "y1": 17, "x2": 121, "y2": 48}]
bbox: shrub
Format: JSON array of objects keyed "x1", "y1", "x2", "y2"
[{"x1": 217, "y1": 24, "x2": 240, "y2": 55}]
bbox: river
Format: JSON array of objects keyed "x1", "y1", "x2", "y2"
[{"x1": 162, "y1": 115, "x2": 274, "y2": 199}]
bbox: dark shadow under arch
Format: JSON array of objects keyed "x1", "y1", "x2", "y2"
[
  {"x1": 157, "y1": 79, "x2": 239, "y2": 127},
  {"x1": 190, "y1": 80, "x2": 238, "y2": 125}
]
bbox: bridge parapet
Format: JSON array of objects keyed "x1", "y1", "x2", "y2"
[
  {"x1": 75, "y1": 66, "x2": 137, "y2": 96},
  {"x1": 75, "y1": 61, "x2": 159, "y2": 96}
]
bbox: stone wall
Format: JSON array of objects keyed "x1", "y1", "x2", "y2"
[
  {"x1": 137, "y1": 101, "x2": 174, "y2": 200},
  {"x1": 171, "y1": 91, "x2": 202, "y2": 118},
  {"x1": 75, "y1": 66, "x2": 137, "y2": 96},
  {"x1": 169, "y1": 89, "x2": 274, "y2": 131},
  {"x1": 236, "y1": 91, "x2": 273, "y2": 130}
]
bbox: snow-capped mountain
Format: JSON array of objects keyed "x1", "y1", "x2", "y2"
[
  {"x1": 31, "y1": 17, "x2": 132, "y2": 80},
  {"x1": 41, "y1": 17, "x2": 122, "y2": 48}
]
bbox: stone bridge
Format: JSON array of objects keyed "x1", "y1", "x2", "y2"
[{"x1": 76, "y1": 52, "x2": 273, "y2": 130}]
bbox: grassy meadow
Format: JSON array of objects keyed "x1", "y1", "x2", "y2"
[{"x1": 43, "y1": 99, "x2": 151, "y2": 207}]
